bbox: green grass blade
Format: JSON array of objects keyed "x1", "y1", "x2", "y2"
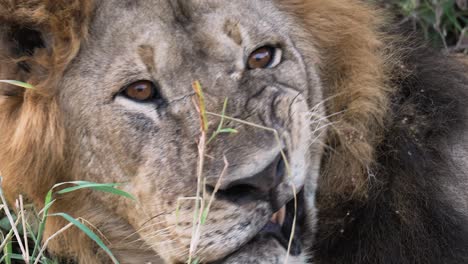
[
  {"x1": 44, "y1": 189, "x2": 53, "y2": 207},
  {"x1": 8, "y1": 253, "x2": 24, "y2": 261},
  {"x1": 200, "y1": 208, "x2": 209, "y2": 225},
  {"x1": 0, "y1": 80, "x2": 35, "y2": 89},
  {"x1": 217, "y1": 98, "x2": 229, "y2": 131},
  {"x1": 207, "y1": 98, "x2": 238, "y2": 145},
  {"x1": 57, "y1": 183, "x2": 135, "y2": 200},
  {"x1": 218, "y1": 128, "x2": 238, "y2": 134},
  {"x1": 3, "y1": 240, "x2": 12, "y2": 264},
  {"x1": 0, "y1": 215, "x2": 14, "y2": 231},
  {"x1": 49, "y1": 213, "x2": 119, "y2": 264},
  {"x1": 26, "y1": 222, "x2": 38, "y2": 243},
  {"x1": 31, "y1": 189, "x2": 54, "y2": 262},
  {"x1": 39, "y1": 200, "x2": 56, "y2": 217}
]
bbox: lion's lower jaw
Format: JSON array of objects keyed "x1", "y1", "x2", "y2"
[{"x1": 214, "y1": 236, "x2": 308, "y2": 264}]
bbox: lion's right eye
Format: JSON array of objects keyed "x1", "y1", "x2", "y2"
[
  {"x1": 123, "y1": 80, "x2": 161, "y2": 102},
  {"x1": 247, "y1": 46, "x2": 282, "y2": 70}
]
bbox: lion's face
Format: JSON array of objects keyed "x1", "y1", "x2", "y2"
[{"x1": 59, "y1": 0, "x2": 325, "y2": 262}]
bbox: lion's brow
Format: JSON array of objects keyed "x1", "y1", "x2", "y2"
[
  {"x1": 223, "y1": 19, "x2": 243, "y2": 46},
  {"x1": 138, "y1": 44, "x2": 156, "y2": 74}
]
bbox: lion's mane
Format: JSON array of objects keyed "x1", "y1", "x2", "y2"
[{"x1": 1, "y1": 0, "x2": 467, "y2": 263}]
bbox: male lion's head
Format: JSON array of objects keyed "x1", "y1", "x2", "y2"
[{"x1": 0, "y1": 0, "x2": 389, "y2": 263}]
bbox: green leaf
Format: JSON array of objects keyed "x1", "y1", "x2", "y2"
[
  {"x1": 200, "y1": 208, "x2": 209, "y2": 225},
  {"x1": 2, "y1": 240, "x2": 12, "y2": 264},
  {"x1": 49, "y1": 213, "x2": 119, "y2": 264},
  {"x1": 7, "y1": 253, "x2": 24, "y2": 261},
  {"x1": 218, "y1": 128, "x2": 238, "y2": 134},
  {"x1": 40, "y1": 200, "x2": 56, "y2": 217},
  {"x1": 57, "y1": 182, "x2": 135, "y2": 201},
  {"x1": 44, "y1": 189, "x2": 53, "y2": 207},
  {"x1": 26, "y1": 222, "x2": 38, "y2": 243},
  {"x1": 0, "y1": 80, "x2": 35, "y2": 89},
  {"x1": 31, "y1": 189, "x2": 54, "y2": 261},
  {"x1": 0, "y1": 215, "x2": 14, "y2": 231},
  {"x1": 217, "y1": 98, "x2": 229, "y2": 131}
]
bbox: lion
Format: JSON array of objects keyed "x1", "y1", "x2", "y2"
[{"x1": 0, "y1": 0, "x2": 467, "y2": 263}]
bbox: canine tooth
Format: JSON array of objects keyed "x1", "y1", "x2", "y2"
[
  {"x1": 277, "y1": 206, "x2": 286, "y2": 226},
  {"x1": 271, "y1": 213, "x2": 278, "y2": 224},
  {"x1": 271, "y1": 206, "x2": 286, "y2": 226}
]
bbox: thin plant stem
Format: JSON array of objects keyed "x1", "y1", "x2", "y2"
[
  {"x1": 202, "y1": 156, "x2": 229, "y2": 224},
  {"x1": 0, "y1": 217, "x2": 21, "y2": 250},
  {"x1": 206, "y1": 111, "x2": 298, "y2": 261},
  {"x1": 19, "y1": 196, "x2": 29, "y2": 263},
  {"x1": 0, "y1": 184, "x2": 27, "y2": 261},
  {"x1": 33, "y1": 222, "x2": 74, "y2": 264}
]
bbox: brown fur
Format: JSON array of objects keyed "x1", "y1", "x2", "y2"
[
  {"x1": 0, "y1": 0, "x2": 93, "y2": 203},
  {"x1": 0, "y1": 0, "x2": 395, "y2": 202},
  {"x1": 280, "y1": 0, "x2": 395, "y2": 200},
  {"x1": 0, "y1": 0, "x2": 446, "y2": 263}
]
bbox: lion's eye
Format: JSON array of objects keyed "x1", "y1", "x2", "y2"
[
  {"x1": 123, "y1": 80, "x2": 159, "y2": 102},
  {"x1": 247, "y1": 46, "x2": 282, "y2": 69}
]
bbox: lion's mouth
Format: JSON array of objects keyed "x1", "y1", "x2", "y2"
[
  {"x1": 209, "y1": 190, "x2": 306, "y2": 264},
  {"x1": 260, "y1": 189, "x2": 305, "y2": 256},
  {"x1": 207, "y1": 153, "x2": 307, "y2": 262}
]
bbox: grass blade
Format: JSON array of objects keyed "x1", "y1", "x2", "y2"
[
  {"x1": 0, "y1": 80, "x2": 35, "y2": 89},
  {"x1": 192, "y1": 81, "x2": 209, "y2": 132},
  {"x1": 31, "y1": 188, "x2": 54, "y2": 262},
  {"x1": 218, "y1": 128, "x2": 238, "y2": 134},
  {"x1": 56, "y1": 183, "x2": 135, "y2": 200},
  {"x1": 2, "y1": 240, "x2": 12, "y2": 264},
  {"x1": 49, "y1": 213, "x2": 119, "y2": 264}
]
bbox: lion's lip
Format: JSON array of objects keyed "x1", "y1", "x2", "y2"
[
  {"x1": 259, "y1": 189, "x2": 305, "y2": 256},
  {"x1": 208, "y1": 190, "x2": 305, "y2": 264}
]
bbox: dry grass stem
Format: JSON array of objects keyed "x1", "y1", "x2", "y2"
[
  {"x1": 19, "y1": 195, "x2": 30, "y2": 262},
  {"x1": 0, "y1": 183, "x2": 28, "y2": 261},
  {"x1": 33, "y1": 222, "x2": 74, "y2": 264}
]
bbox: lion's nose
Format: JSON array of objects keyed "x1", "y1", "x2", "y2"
[{"x1": 212, "y1": 154, "x2": 286, "y2": 203}]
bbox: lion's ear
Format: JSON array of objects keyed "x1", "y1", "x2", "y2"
[
  {"x1": 0, "y1": 1, "x2": 93, "y2": 95},
  {"x1": 0, "y1": 1, "x2": 93, "y2": 205},
  {"x1": 0, "y1": 24, "x2": 46, "y2": 96}
]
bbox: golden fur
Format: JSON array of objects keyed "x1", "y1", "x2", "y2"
[
  {"x1": 0, "y1": 0, "x2": 426, "y2": 262},
  {"x1": 280, "y1": 0, "x2": 395, "y2": 201},
  {"x1": 0, "y1": 0, "x2": 392, "y2": 202},
  {"x1": 0, "y1": 0, "x2": 93, "y2": 203}
]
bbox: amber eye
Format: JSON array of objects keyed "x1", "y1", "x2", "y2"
[
  {"x1": 124, "y1": 80, "x2": 158, "y2": 101},
  {"x1": 247, "y1": 46, "x2": 282, "y2": 69}
]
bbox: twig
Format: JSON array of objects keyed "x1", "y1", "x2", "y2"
[
  {"x1": 33, "y1": 222, "x2": 74, "y2": 264},
  {"x1": 0, "y1": 185, "x2": 28, "y2": 261},
  {"x1": 19, "y1": 195, "x2": 30, "y2": 263},
  {"x1": 202, "y1": 156, "x2": 229, "y2": 224},
  {"x1": 0, "y1": 216, "x2": 21, "y2": 250},
  {"x1": 206, "y1": 111, "x2": 298, "y2": 262}
]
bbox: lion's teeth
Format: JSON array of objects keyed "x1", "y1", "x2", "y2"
[{"x1": 270, "y1": 206, "x2": 286, "y2": 226}]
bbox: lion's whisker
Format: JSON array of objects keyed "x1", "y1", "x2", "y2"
[
  {"x1": 124, "y1": 228, "x2": 173, "y2": 245},
  {"x1": 123, "y1": 218, "x2": 171, "y2": 241}
]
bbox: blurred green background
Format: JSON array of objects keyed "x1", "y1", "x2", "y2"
[{"x1": 373, "y1": 0, "x2": 468, "y2": 53}]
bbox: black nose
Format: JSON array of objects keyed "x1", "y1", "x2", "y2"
[{"x1": 213, "y1": 154, "x2": 286, "y2": 203}]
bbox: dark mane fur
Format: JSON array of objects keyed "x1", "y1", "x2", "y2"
[{"x1": 314, "y1": 35, "x2": 468, "y2": 263}]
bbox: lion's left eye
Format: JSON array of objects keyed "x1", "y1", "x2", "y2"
[
  {"x1": 123, "y1": 80, "x2": 160, "y2": 102},
  {"x1": 247, "y1": 46, "x2": 282, "y2": 69}
]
